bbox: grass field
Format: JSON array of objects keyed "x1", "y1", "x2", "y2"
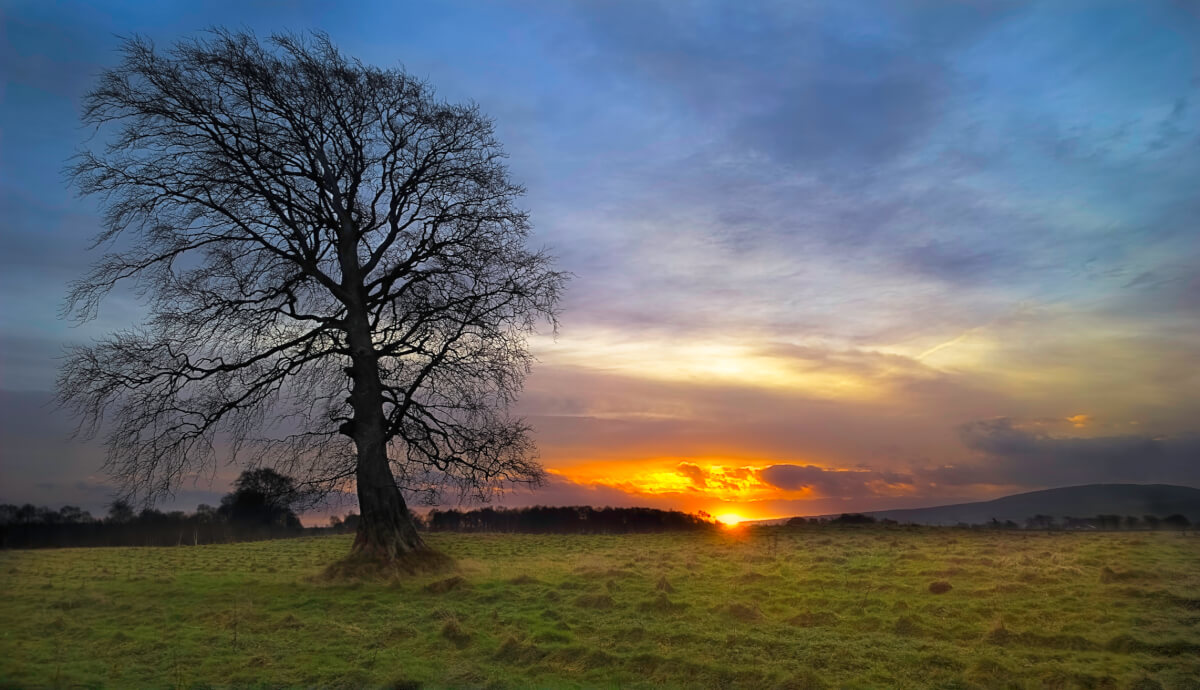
[{"x1": 2, "y1": 528, "x2": 1199, "y2": 689}]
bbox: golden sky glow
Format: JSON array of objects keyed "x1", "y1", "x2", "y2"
[
  {"x1": 539, "y1": 458, "x2": 931, "y2": 522},
  {"x1": 533, "y1": 330, "x2": 937, "y2": 402}
]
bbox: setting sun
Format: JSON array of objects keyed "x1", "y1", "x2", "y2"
[{"x1": 716, "y1": 513, "x2": 745, "y2": 527}]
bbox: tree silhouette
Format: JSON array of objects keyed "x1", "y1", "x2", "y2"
[
  {"x1": 218, "y1": 468, "x2": 305, "y2": 528},
  {"x1": 106, "y1": 500, "x2": 135, "y2": 524},
  {"x1": 59, "y1": 30, "x2": 565, "y2": 565}
]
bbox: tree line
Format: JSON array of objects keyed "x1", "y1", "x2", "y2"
[
  {"x1": 424, "y1": 506, "x2": 717, "y2": 534},
  {"x1": 0, "y1": 468, "x2": 723, "y2": 548},
  {"x1": 0, "y1": 469, "x2": 334, "y2": 549},
  {"x1": 785, "y1": 513, "x2": 1194, "y2": 530}
]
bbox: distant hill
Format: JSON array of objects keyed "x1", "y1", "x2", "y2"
[{"x1": 807, "y1": 484, "x2": 1200, "y2": 526}]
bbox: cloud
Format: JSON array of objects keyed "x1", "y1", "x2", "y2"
[
  {"x1": 495, "y1": 474, "x2": 680, "y2": 511},
  {"x1": 561, "y1": 1, "x2": 1028, "y2": 170},
  {"x1": 675, "y1": 462, "x2": 708, "y2": 488},
  {"x1": 757, "y1": 464, "x2": 913, "y2": 497},
  {"x1": 947, "y1": 418, "x2": 1200, "y2": 487}
]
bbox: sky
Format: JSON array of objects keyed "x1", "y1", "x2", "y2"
[{"x1": 2, "y1": 0, "x2": 1199, "y2": 523}]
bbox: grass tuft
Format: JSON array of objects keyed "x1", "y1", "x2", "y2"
[{"x1": 439, "y1": 616, "x2": 471, "y2": 648}]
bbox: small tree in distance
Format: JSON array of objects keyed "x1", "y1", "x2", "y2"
[
  {"x1": 218, "y1": 468, "x2": 305, "y2": 528},
  {"x1": 59, "y1": 30, "x2": 566, "y2": 569}
]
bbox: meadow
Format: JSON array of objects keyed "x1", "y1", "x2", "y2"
[{"x1": 2, "y1": 527, "x2": 1199, "y2": 689}]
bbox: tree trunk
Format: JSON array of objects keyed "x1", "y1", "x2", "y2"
[
  {"x1": 351, "y1": 435, "x2": 426, "y2": 560},
  {"x1": 343, "y1": 304, "x2": 428, "y2": 563},
  {"x1": 335, "y1": 204, "x2": 435, "y2": 567}
]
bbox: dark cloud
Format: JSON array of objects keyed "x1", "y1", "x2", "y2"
[
  {"x1": 758, "y1": 464, "x2": 912, "y2": 497},
  {"x1": 945, "y1": 418, "x2": 1200, "y2": 486},
  {"x1": 675, "y1": 462, "x2": 708, "y2": 488},
  {"x1": 496, "y1": 474, "x2": 678, "y2": 511},
  {"x1": 564, "y1": 1, "x2": 1025, "y2": 169}
]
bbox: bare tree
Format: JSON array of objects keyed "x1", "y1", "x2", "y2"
[{"x1": 59, "y1": 30, "x2": 565, "y2": 566}]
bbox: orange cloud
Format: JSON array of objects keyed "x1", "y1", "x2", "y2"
[
  {"x1": 545, "y1": 457, "x2": 929, "y2": 521},
  {"x1": 1066, "y1": 414, "x2": 1091, "y2": 428}
]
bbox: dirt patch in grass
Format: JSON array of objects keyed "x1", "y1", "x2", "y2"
[
  {"x1": 638, "y1": 592, "x2": 687, "y2": 613},
  {"x1": 574, "y1": 566, "x2": 636, "y2": 579},
  {"x1": 739, "y1": 571, "x2": 773, "y2": 583},
  {"x1": 788, "y1": 611, "x2": 839, "y2": 627},
  {"x1": 986, "y1": 621, "x2": 1098, "y2": 651},
  {"x1": 494, "y1": 635, "x2": 546, "y2": 664},
  {"x1": 275, "y1": 613, "x2": 303, "y2": 630},
  {"x1": 1100, "y1": 566, "x2": 1144, "y2": 583},
  {"x1": 721, "y1": 602, "x2": 763, "y2": 622},
  {"x1": 892, "y1": 615, "x2": 926, "y2": 637},
  {"x1": 386, "y1": 625, "x2": 417, "y2": 642},
  {"x1": 928, "y1": 581, "x2": 952, "y2": 594},
  {"x1": 440, "y1": 617, "x2": 471, "y2": 648},
  {"x1": 1106, "y1": 634, "x2": 1200, "y2": 657},
  {"x1": 424, "y1": 575, "x2": 467, "y2": 594},
  {"x1": 966, "y1": 658, "x2": 1013, "y2": 684},
  {"x1": 573, "y1": 593, "x2": 616, "y2": 609}
]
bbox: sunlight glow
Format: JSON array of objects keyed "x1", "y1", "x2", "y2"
[
  {"x1": 716, "y1": 513, "x2": 745, "y2": 527},
  {"x1": 531, "y1": 330, "x2": 932, "y2": 400}
]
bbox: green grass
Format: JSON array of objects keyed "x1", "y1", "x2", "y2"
[{"x1": 3, "y1": 528, "x2": 1199, "y2": 689}]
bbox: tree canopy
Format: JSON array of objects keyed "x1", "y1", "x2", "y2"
[{"x1": 60, "y1": 30, "x2": 565, "y2": 564}]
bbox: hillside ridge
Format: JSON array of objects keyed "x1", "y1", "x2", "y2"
[{"x1": 801, "y1": 483, "x2": 1200, "y2": 525}]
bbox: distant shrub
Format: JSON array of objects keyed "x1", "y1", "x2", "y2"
[
  {"x1": 831, "y1": 513, "x2": 876, "y2": 525},
  {"x1": 1163, "y1": 514, "x2": 1191, "y2": 530}
]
